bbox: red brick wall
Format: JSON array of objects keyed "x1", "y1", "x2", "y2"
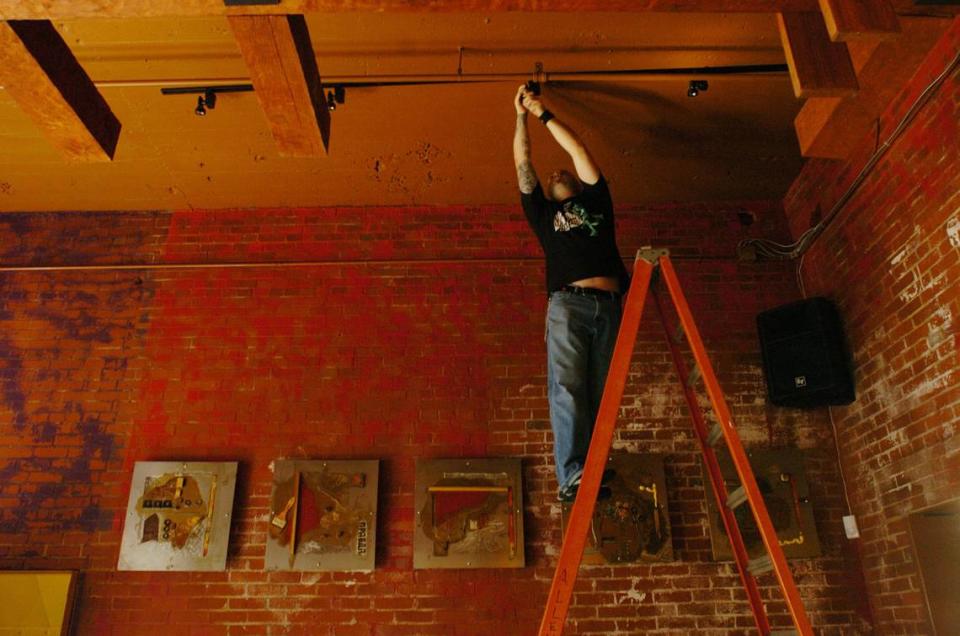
[
  {"x1": 782, "y1": 18, "x2": 960, "y2": 635},
  {"x1": 0, "y1": 198, "x2": 866, "y2": 634}
]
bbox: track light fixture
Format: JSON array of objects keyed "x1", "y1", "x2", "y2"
[
  {"x1": 194, "y1": 89, "x2": 217, "y2": 116},
  {"x1": 160, "y1": 84, "x2": 254, "y2": 116},
  {"x1": 326, "y1": 86, "x2": 345, "y2": 112},
  {"x1": 687, "y1": 80, "x2": 709, "y2": 98}
]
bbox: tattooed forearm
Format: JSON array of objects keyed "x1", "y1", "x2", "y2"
[
  {"x1": 513, "y1": 114, "x2": 538, "y2": 193},
  {"x1": 516, "y1": 160, "x2": 538, "y2": 194},
  {"x1": 515, "y1": 114, "x2": 531, "y2": 157}
]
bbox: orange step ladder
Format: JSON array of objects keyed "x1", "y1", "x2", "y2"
[{"x1": 538, "y1": 248, "x2": 813, "y2": 636}]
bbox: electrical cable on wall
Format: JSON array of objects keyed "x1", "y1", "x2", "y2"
[{"x1": 738, "y1": 47, "x2": 960, "y2": 262}]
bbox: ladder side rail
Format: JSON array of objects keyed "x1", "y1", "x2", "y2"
[
  {"x1": 537, "y1": 256, "x2": 656, "y2": 636},
  {"x1": 657, "y1": 256, "x2": 814, "y2": 636},
  {"x1": 651, "y1": 287, "x2": 771, "y2": 636}
]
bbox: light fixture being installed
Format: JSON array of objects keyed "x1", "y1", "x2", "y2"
[{"x1": 687, "y1": 80, "x2": 709, "y2": 97}]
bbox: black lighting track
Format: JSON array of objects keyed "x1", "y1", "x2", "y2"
[
  {"x1": 223, "y1": 0, "x2": 281, "y2": 6},
  {"x1": 565, "y1": 63, "x2": 789, "y2": 77},
  {"x1": 156, "y1": 63, "x2": 789, "y2": 95},
  {"x1": 160, "y1": 84, "x2": 254, "y2": 95}
]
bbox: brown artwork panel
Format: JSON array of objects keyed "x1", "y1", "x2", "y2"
[
  {"x1": 265, "y1": 459, "x2": 378, "y2": 572},
  {"x1": 562, "y1": 453, "x2": 673, "y2": 565},
  {"x1": 704, "y1": 448, "x2": 821, "y2": 560},
  {"x1": 414, "y1": 458, "x2": 524, "y2": 569}
]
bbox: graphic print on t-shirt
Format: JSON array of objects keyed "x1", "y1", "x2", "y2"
[{"x1": 553, "y1": 201, "x2": 603, "y2": 237}]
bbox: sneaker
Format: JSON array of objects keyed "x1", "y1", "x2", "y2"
[
  {"x1": 556, "y1": 469, "x2": 617, "y2": 502},
  {"x1": 557, "y1": 482, "x2": 613, "y2": 503},
  {"x1": 557, "y1": 474, "x2": 580, "y2": 502}
]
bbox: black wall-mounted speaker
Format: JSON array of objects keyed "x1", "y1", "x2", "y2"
[{"x1": 757, "y1": 297, "x2": 855, "y2": 408}]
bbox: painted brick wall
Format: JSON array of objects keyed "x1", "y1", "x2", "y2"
[
  {"x1": 782, "y1": 18, "x2": 960, "y2": 636},
  {"x1": 0, "y1": 196, "x2": 866, "y2": 634}
]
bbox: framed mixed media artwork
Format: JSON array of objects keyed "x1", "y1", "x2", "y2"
[
  {"x1": 265, "y1": 459, "x2": 378, "y2": 572},
  {"x1": 561, "y1": 453, "x2": 673, "y2": 564},
  {"x1": 118, "y1": 461, "x2": 238, "y2": 571},
  {"x1": 414, "y1": 458, "x2": 524, "y2": 569},
  {"x1": 704, "y1": 448, "x2": 821, "y2": 560}
]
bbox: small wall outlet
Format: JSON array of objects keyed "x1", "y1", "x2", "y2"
[{"x1": 843, "y1": 514, "x2": 860, "y2": 539}]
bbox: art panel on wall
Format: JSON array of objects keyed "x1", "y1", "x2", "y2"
[
  {"x1": 561, "y1": 453, "x2": 673, "y2": 564},
  {"x1": 704, "y1": 447, "x2": 821, "y2": 560},
  {"x1": 414, "y1": 458, "x2": 524, "y2": 569},
  {"x1": 117, "y1": 461, "x2": 238, "y2": 571},
  {"x1": 265, "y1": 459, "x2": 379, "y2": 572}
]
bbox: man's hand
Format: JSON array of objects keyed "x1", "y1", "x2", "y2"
[
  {"x1": 517, "y1": 93, "x2": 600, "y2": 185},
  {"x1": 521, "y1": 90, "x2": 545, "y2": 118},
  {"x1": 515, "y1": 84, "x2": 546, "y2": 117},
  {"x1": 515, "y1": 85, "x2": 528, "y2": 115}
]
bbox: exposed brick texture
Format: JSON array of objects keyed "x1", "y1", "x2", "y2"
[
  {"x1": 783, "y1": 18, "x2": 960, "y2": 636},
  {"x1": 0, "y1": 196, "x2": 867, "y2": 633}
]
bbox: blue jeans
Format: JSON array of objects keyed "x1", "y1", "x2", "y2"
[{"x1": 546, "y1": 290, "x2": 622, "y2": 492}]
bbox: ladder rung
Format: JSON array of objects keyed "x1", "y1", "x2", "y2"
[
  {"x1": 707, "y1": 422, "x2": 723, "y2": 446},
  {"x1": 748, "y1": 554, "x2": 774, "y2": 576},
  {"x1": 726, "y1": 486, "x2": 748, "y2": 509},
  {"x1": 770, "y1": 630, "x2": 798, "y2": 635},
  {"x1": 686, "y1": 364, "x2": 701, "y2": 386},
  {"x1": 673, "y1": 321, "x2": 685, "y2": 343}
]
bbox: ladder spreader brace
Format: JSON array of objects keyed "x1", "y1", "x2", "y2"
[{"x1": 537, "y1": 249, "x2": 813, "y2": 636}]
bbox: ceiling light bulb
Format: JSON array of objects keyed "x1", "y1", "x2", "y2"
[
  {"x1": 687, "y1": 80, "x2": 709, "y2": 98},
  {"x1": 195, "y1": 96, "x2": 206, "y2": 116}
]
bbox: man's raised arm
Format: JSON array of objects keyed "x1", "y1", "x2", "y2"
[
  {"x1": 513, "y1": 85, "x2": 539, "y2": 194},
  {"x1": 520, "y1": 89, "x2": 600, "y2": 186}
]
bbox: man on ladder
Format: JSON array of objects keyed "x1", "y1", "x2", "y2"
[
  {"x1": 512, "y1": 84, "x2": 629, "y2": 503},
  {"x1": 515, "y1": 88, "x2": 814, "y2": 636}
]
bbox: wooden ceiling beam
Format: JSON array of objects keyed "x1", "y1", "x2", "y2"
[
  {"x1": 777, "y1": 11, "x2": 858, "y2": 98},
  {"x1": 228, "y1": 14, "x2": 329, "y2": 156},
  {"x1": 817, "y1": 0, "x2": 900, "y2": 41},
  {"x1": 794, "y1": 16, "x2": 950, "y2": 158},
  {"x1": 0, "y1": 20, "x2": 120, "y2": 161}
]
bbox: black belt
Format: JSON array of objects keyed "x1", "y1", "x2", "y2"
[{"x1": 555, "y1": 285, "x2": 621, "y2": 300}]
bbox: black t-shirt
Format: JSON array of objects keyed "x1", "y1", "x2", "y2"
[{"x1": 521, "y1": 174, "x2": 629, "y2": 293}]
